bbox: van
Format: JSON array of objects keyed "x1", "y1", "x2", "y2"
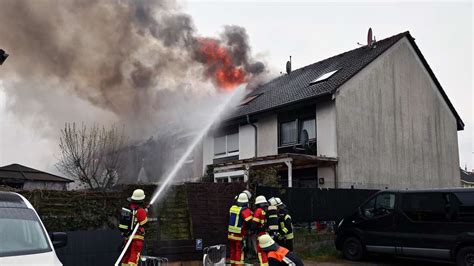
[
  {"x1": 0, "y1": 191, "x2": 67, "y2": 265},
  {"x1": 335, "y1": 188, "x2": 474, "y2": 266}
]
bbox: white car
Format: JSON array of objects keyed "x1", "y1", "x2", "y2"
[{"x1": 0, "y1": 191, "x2": 67, "y2": 266}]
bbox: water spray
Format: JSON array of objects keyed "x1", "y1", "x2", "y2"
[{"x1": 114, "y1": 85, "x2": 246, "y2": 265}]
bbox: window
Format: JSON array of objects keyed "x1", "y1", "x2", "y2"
[
  {"x1": 309, "y1": 69, "x2": 339, "y2": 85},
  {"x1": 215, "y1": 177, "x2": 229, "y2": 183},
  {"x1": 240, "y1": 94, "x2": 262, "y2": 105},
  {"x1": 280, "y1": 120, "x2": 297, "y2": 145},
  {"x1": 361, "y1": 193, "x2": 395, "y2": 219},
  {"x1": 279, "y1": 118, "x2": 316, "y2": 147},
  {"x1": 0, "y1": 208, "x2": 51, "y2": 257},
  {"x1": 446, "y1": 192, "x2": 474, "y2": 222},
  {"x1": 301, "y1": 118, "x2": 316, "y2": 139},
  {"x1": 230, "y1": 175, "x2": 244, "y2": 183},
  {"x1": 401, "y1": 193, "x2": 448, "y2": 222},
  {"x1": 214, "y1": 132, "x2": 239, "y2": 158}
]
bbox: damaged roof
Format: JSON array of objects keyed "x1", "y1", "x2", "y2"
[
  {"x1": 0, "y1": 164, "x2": 73, "y2": 183},
  {"x1": 231, "y1": 31, "x2": 464, "y2": 130}
]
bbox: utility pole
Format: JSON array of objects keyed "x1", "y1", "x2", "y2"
[{"x1": 0, "y1": 49, "x2": 8, "y2": 65}]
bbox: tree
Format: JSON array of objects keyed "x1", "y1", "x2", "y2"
[
  {"x1": 56, "y1": 123, "x2": 126, "y2": 190},
  {"x1": 248, "y1": 166, "x2": 282, "y2": 195}
]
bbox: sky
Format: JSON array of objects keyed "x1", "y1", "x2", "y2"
[{"x1": 0, "y1": 0, "x2": 472, "y2": 173}]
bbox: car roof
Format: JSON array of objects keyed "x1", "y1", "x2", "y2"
[
  {"x1": 381, "y1": 188, "x2": 474, "y2": 194},
  {"x1": 0, "y1": 191, "x2": 33, "y2": 209}
]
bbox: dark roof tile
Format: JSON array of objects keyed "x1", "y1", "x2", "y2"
[
  {"x1": 0, "y1": 164, "x2": 73, "y2": 183},
  {"x1": 229, "y1": 31, "x2": 464, "y2": 130}
]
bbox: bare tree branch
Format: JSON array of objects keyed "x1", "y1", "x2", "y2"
[{"x1": 56, "y1": 123, "x2": 126, "y2": 190}]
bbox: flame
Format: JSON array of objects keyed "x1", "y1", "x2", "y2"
[{"x1": 196, "y1": 38, "x2": 246, "y2": 90}]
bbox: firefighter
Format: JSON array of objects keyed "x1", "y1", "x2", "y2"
[
  {"x1": 234, "y1": 189, "x2": 252, "y2": 202},
  {"x1": 228, "y1": 192, "x2": 253, "y2": 266},
  {"x1": 266, "y1": 197, "x2": 280, "y2": 239},
  {"x1": 275, "y1": 198, "x2": 294, "y2": 251},
  {"x1": 120, "y1": 189, "x2": 148, "y2": 266},
  {"x1": 252, "y1": 195, "x2": 269, "y2": 266},
  {"x1": 257, "y1": 234, "x2": 303, "y2": 266}
]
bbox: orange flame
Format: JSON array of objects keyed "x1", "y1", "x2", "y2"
[{"x1": 196, "y1": 38, "x2": 246, "y2": 90}]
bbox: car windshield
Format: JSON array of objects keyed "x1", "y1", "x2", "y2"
[{"x1": 0, "y1": 208, "x2": 51, "y2": 257}]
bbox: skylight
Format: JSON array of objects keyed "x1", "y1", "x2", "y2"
[
  {"x1": 309, "y1": 69, "x2": 339, "y2": 85},
  {"x1": 240, "y1": 93, "x2": 262, "y2": 105}
]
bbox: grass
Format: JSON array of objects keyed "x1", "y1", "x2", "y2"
[{"x1": 298, "y1": 244, "x2": 341, "y2": 261}]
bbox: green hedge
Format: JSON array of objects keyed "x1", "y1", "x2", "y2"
[{"x1": 2, "y1": 185, "x2": 191, "y2": 243}]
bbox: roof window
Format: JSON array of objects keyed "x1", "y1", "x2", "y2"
[
  {"x1": 309, "y1": 69, "x2": 339, "y2": 85},
  {"x1": 240, "y1": 93, "x2": 262, "y2": 105}
]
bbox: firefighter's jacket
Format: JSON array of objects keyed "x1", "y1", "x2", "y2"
[
  {"x1": 228, "y1": 204, "x2": 253, "y2": 241},
  {"x1": 268, "y1": 246, "x2": 303, "y2": 266},
  {"x1": 278, "y1": 209, "x2": 293, "y2": 240},
  {"x1": 266, "y1": 205, "x2": 279, "y2": 235},
  {"x1": 252, "y1": 207, "x2": 267, "y2": 236},
  {"x1": 129, "y1": 203, "x2": 148, "y2": 241}
]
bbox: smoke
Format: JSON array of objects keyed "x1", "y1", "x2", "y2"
[{"x1": 0, "y1": 0, "x2": 266, "y2": 137}]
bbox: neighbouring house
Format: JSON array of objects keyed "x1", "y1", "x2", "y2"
[
  {"x1": 117, "y1": 133, "x2": 202, "y2": 185},
  {"x1": 0, "y1": 163, "x2": 73, "y2": 190},
  {"x1": 200, "y1": 31, "x2": 464, "y2": 189},
  {"x1": 461, "y1": 168, "x2": 474, "y2": 188}
]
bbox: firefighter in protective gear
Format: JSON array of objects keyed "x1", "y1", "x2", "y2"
[
  {"x1": 228, "y1": 193, "x2": 253, "y2": 266},
  {"x1": 257, "y1": 234, "x2": 303, "y2": 266},
  {"x1": 121, "y1": 189, "x2": 148, "y2": 266},
  {"x1": 266, "y1": 197, "x2": 280, "y2": 239},
  {"x1": 234, "y1": 189, "x2": 252, "y2": 202},
  {"x1": 252, "y1": 195, "x2": 269, "y2": 266},
  {"x1": 275, "y1": 198, "x2": 294, "y2": 251}
]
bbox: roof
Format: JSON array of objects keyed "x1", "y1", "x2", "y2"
[
  {"x1": 0, "y1": 164, "x2": 73, "y2": 183},
  {"x1": 213, "y1": 153, "x2": 338, "y2": 172},
  {"x1": 232, "y1": 31, "x2": 464, "y2": 130},
  {"x1": 461, "y1": 168, "x2": 474, "y2": 183}
]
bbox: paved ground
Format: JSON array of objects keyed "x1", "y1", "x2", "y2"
[{"x1": 304, "y1": 256, "x2": 453, "y2": 265}]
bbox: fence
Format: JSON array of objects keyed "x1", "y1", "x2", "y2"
[
  {"x1": 257, "y1": 186, "x2": 378, "y2": 222},
  {"x1": 5, "y1": 183, "x2": 245, "y2": 265}
]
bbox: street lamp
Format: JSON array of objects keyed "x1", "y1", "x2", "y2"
[{"x1": 0, "y1": 49, "x2": 8, "y2": 65}]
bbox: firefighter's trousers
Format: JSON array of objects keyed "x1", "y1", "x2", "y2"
[
  {"x1": 121, "y1": 239, "x2": 144, "y2": 266},
  {"x1": 229, "y1": 239, "x2": 244, "y2": 265}
]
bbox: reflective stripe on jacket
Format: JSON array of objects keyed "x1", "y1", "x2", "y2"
[{"x1": 279, "y1": 213, "x2": 293, "y2": 240}]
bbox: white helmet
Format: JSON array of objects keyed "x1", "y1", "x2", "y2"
[
  {"x1": 255, "y1": 195, "x2": 268, "y2": 205},
  {"x1": 242, "y1": 190, "x2": 252, "y2": 200},
  {"x1": 274, "y1": 197, "x2": 283, "y2": 206},
  {"x1": 130, "y1": 189, "x2": 146, "y2": 201},
  {"x1": 258, "y1": 233, "x2": 275, "y2": 249},
  {"x1": 237, "y1": 193, "x2": 249, "y2": 204},
  {"x1": 268, "y1": 197, "x2": 277, "y2": 206}
]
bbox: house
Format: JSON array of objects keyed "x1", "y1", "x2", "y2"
[
  {"x1": 461, "y1": 168, "x2": 474, "y2": 188},
  {"x1": 200, "y1": 31, "x2": 464, "y2": 189},
  {"x1": 117, "y1": 133, "x2": 201, "y2": 185},
  {"x1": 0, "y1": 163, "x2": 73, "y2": 190}
]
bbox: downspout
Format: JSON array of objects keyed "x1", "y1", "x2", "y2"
[{"x1": 246, "y1": 115, "x2": 258, "y2": 157}]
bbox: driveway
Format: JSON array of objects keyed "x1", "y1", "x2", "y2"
[{"x1": 304, "y1": 256, "x2": 452, "y2": 265}]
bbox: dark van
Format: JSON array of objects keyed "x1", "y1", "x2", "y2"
[{"x1": 335, "y1": 188, "x2": 474, "y2": 265}]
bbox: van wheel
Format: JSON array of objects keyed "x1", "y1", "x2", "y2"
[
  {"x1": 456, "y1": 246, "x2": 474, "y2": 266},
  {"x1": 342, "y1": 237, "x2": 364, "y2": 261}
]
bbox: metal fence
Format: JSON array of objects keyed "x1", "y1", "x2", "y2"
[{"x1": 257, "y1": 186, "x2": 378, "y2": 222}]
